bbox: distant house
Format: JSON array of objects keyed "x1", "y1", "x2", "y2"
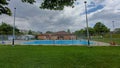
[
  {"x1": 37, "y1": 34, "x2": 50, "y2": 40},
  {"x1": 37, "y1": 31, "x2": 76, "y2": 40}
]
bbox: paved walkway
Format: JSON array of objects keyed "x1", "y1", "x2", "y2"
[{"x1": 91, "y1": 41, "x2": 110, "y2": 46}]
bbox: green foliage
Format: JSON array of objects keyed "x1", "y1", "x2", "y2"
[
  {"x1": 21, "y1": 0, "x2": 35, "y2": 4},
  {"x1": 46, "y1": 31, "x2": 53, "y2": 34},
  {"x1": 0, "y1": 0, "x2": 8, "y2": 5},
  {"x1": 0, "y1": 46, "x2": 120, "y2": 68},
  {"x1": 0, "y1": 0, "x2": 77, "y2": 16},
  {"x1": 67, "y1": 29, "x2": 71, "y2": 33},
  {"x1": 0, "y1": 0, "x2": 11, "y2": 15},
  {"x1": 0, "y1": 22, "x2": 20, "y2": 35},
  {"x1": 94, "y1": 22, "x2": 110, "y2": 35},
  {"x1": 28, "y1": 30, "x2": 33, "y2": 35},
  {"x1": 74, "y1": 29, "x2": 85, "y2": 38},
  {"x1": 74, "y1": 22, "x2": 110, "y2": 39},
  {"x1": 84, "y1": 27, "x2": 95, "y2": 35},
  {"x1": 40, "y1": 0, "x2": 76, "y2": 10},
  {"x1": 74, "y1": 27, "x2": 95, "y2": 38}
]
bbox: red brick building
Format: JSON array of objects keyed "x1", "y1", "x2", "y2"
[{"x1": 37, "y1": 31, "x2": 76, "y2": 40}]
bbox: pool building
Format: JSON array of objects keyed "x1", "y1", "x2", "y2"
[{"x1": 37, "y1": 31, "x2": 77, "y2": 40}]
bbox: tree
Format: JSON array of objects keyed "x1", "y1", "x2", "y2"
[
  {"x1": 67, "y1": 29, "x2": 71, "y2": 33},
  {"x1": 0, "y1": 22, "x2": 20, "y2": 35},
  {"x1": 74, "y1": 29, "x2": 86, "y2": 39},
  {"x1": 94, "y1": 22, "x2": 110, "y2": 35},
  {"x1": 46, "y1": 31, "x2": 53, "y2": 34},
  {"x1": 28, "y1": 30, "x2": 33, "y2": 35},
  {"x1": 0, "y1": 0, "x2": 11, "y2": 15},
  {"x1": 40, "y1": 0, "x2": 76, "y2": 10},
  {"x1": 74, "y1": 27, "x2": 95, "y2": 37},
  {"x1": 84, "y1": 27, "x2": 95, "y2": 36},
  {"x1": 0, "y1": 0, "x2": 76, "y2": 15}
]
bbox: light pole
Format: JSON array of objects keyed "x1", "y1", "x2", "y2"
[
  {"x1": 84, "y1": 1, "x2": 90, "y2": 46},
  {"x1": 1, "y1": 22, "x2": 4, "y2": 44},
  {"x1": 112, "y1": 21, "x2": 115, "y2": 31},
  {"x1": 111, "y1": 21, "x2": 115, "y2": 40},
  {"x1": 12, "y1": 8, "x2": 16, "y2": 46},
  {"x1": 110, "y1": 20, "x2": 116, "y2": 45}
]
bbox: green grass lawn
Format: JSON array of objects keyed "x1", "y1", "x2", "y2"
[{"x1": 0, "y1": 45, "x2": 120, "y2": 68}]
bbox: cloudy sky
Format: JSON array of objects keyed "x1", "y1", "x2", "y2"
[{"x1": 0, "y1": 0, "x2": 120, "y2": 33}]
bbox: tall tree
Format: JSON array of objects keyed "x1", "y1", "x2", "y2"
[
  {"x1": 67, "y1": 29, "x2": 71, "y2": 33},
  {"x1": 94, "y1": 22, "x2": 110, "y2": 35},
  {"x1": 0, "y1": 22, "x2": 20, "y2": 35}
]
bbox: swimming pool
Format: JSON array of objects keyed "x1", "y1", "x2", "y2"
[{"x1": 23, "y1": 40, "x2": 93, "y2": 45}]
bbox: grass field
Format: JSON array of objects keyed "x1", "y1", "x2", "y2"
[{"x1": 0, "y1": 45, "x2": 120, "y2": 68}]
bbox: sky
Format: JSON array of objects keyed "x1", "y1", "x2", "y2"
[{"x1": 0, "y1": 0, "x2": 120, "y2": 33}]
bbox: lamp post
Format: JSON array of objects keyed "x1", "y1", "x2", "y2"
[
  {"x1": 1, "y1": 22, "x2": 4, "y2": 44},
  {"x1": 111, "y1": 21, "x2": 115, "y2": 40},
  {"x1": 112, "y1": 21, "x2": 115, "y2": 31},
  {"x1": 84, "y1": 1, "x2": 90, "y2": 46},
  {"x1": 110, "y1": 20, "x2": 116, "y2": 45},
  {"x1": 12, "y1": 8, "x2": 16, "y2": 46}
]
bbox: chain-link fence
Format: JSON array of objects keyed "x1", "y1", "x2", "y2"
[
  {"x1": 0, "y1": 35, "x2": 36, "y2": 44},
  {"x1": 89, "y1": 33, "x2": 120, "y2": 46},
  {"x1": 0, "y1": 34, "x2": 120, "y2": 46}
]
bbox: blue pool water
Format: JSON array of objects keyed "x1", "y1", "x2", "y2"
[{"x1": 23, "y1": 40, "x2": 93, "y2": 45}]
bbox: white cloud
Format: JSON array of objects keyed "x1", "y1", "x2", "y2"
[{"x1": 0, "y1": 0, "x2": 120, "y2": 33}]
